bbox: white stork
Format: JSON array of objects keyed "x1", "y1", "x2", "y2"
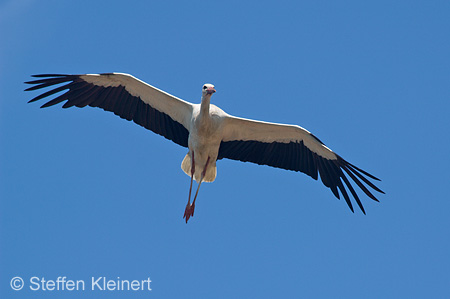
[{"x1": 25, "y1": 73, "x2": 384, "y2": 222}]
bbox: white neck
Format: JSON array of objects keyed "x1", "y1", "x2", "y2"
[{"x1": 200, "y1": 94, "x2": 211, "y2": 116}]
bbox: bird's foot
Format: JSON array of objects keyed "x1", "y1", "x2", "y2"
[{"x1": 183, "y1": 203, "x2": 195, "y2": 223}]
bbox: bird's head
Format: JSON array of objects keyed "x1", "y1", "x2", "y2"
[{"x1": 202, "y1": 84, "x2": 216, "y2": 96}]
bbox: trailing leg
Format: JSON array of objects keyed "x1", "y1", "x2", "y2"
[
  {"x1": 183, "y1": 152, "x2": 195, "y2": 223},
  {"x1": 183, "y1": 156, "x2": 210, "y2": 223}
]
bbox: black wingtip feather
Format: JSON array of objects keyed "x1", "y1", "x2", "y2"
[
  {"x1": 341, "y1": 165, "x2": 380, "y2": 203},
  {"x1": 339, "y1": 155, "x2": 382, "y2": 182},
  {"x1": 31, "y1": 74, "x2": 68, "y2": 78},
  {"x1": 326, "y1": 160, "x2": 354, "y2": 213},
  {"x1": 27, "y1": 83, "x2": 72, "y2": 103},
  {"x1": 337, "y1": 164, "x2": 366, "y2": 214},
  {"x1": 344, "y1": 162, "x2": 384, "y2": 194}
]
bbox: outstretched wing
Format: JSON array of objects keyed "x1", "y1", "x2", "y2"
[
  {"x1": 218, "y1": 115, "x2": 384, "y2": 213},
  {"x1": 25, "y1": 73, "x2": 193, "y2": 147}
]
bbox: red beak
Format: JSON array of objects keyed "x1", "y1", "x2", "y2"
[{"x1": 206, "y1": 87, "x2": 216, "y2": 94}]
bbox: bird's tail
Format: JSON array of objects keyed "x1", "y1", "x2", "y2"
[{"x1": 181, "y1": 154, "x2": 217, "y2": 183}]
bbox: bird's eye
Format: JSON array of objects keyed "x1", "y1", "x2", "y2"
[{"x1": 203, "y1": 86, "x2": 207, "y2": 90}]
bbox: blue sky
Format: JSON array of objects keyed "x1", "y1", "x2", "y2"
[{"x1": 1, "y1": 0, "x2": 449, "y2": 298}]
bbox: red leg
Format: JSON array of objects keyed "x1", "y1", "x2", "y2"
[
  {"x1": 183, "y1": 156, "x2": 210, "y2": 223},
  {"x1": 183, "y1": 152, "x2": 195, "y2": 223},
  {"x1": 192, "y1": 157, "x2": 210, "y2": 206}
]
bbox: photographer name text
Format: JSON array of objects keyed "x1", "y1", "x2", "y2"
[{"x1": 10, "y1": 276, "x2": 152, "y2": 292}]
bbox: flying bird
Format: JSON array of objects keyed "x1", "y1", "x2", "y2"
[{"x1": 25, "y1": 73, "x2": 384, "y2": 222}]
